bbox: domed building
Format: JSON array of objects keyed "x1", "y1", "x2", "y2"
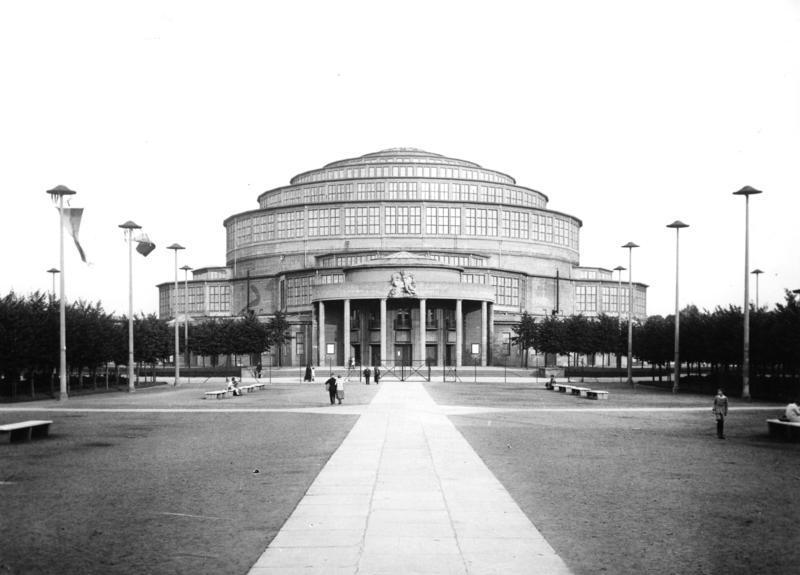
[{"x1": 158, "y1": 148, "x2": 647, "y2": 368}]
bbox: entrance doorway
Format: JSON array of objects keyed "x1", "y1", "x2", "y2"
[
  {"x1": 445, "y1": 344, "x2": 455, "y2": 366},
  {"x1": 394, "y1": 344, "x2": 412, "y2": 367},
  {"x1": 425, "y1": 344, "x2": 438, "y2": 366}
]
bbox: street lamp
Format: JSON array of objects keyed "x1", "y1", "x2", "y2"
[
  {"x1": 119, "y1": 221, "x2": 142, "y2": 393},
  {"x1": 180, "y1": 264, "x2": 193, "y2": 369},
  {"x1": 622, "y1": 242, "x2": 639, "y2": 387},
  {"x1": 46, "y1": 185, "x2": 76, "y2": 401},
  {"x1": 47, "y1": 268, "x2": 60, "y2": 303},
  {"x1": 167, "y1": 243, "x2": 185, "y2": 386},
  {"x1": 667, "y1": 221, "x2": 689, "y2": 394},
  {"x1": 613, "y1": 266, "x2": 626, "y2": 320},
  {"x1": 751, "y1": 269, "x2": 764, "y2": 310},
  {"x1": 733, "y1": 185, "x2": 762, "y2": 400}
]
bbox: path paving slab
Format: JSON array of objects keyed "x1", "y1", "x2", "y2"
[{"x1": 248, "y1": 381, "x2": 572, "y2": 574}]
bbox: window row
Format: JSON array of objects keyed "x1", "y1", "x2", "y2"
[
  {"x1": 316, "y1": 252, "x2": 488, "y2": 269},
  {"x1": 229, "y1": 207, "x2": 579, "y2": 249},
  {"x1": 576, "y1": 285, "x2": 647, "y2": 316},
  {"x1": 291, "y1": 163, "x2": 514, "y2": 186},
  {"x1": 159, "y1": 284, "x2": 231, "y2": 317},
  {"x1": 261, "y1": 180, "x2": 545, "y2": 209}
]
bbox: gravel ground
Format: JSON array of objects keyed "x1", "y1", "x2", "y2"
[
  {"x1": 2, "y1": 378, "x2": 798, "y2": 575},
  {"x1": 425, "y1": 380, "x2": 800, "y2": 575},
  {"x1": 0, "y1": 379, "x2": 376, "y2": 575}
]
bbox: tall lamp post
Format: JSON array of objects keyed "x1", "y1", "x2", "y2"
[
  {"x1": 119, "y1": 221, "x2": 142, "y2": 393},
  {"x1": 47, "y1": 268, "x2": 60, "y2": 303},
  {"x1": 613, "y1": 265, "x2": 626, "y2": 320},
  {"x1": 733, "y1": 185, "x2": 762, "y2": 400},
  {"x1": 622, "y1": 242, "x2": 639, "y2": 387},
  {"x1": 180, "y1": 264, "x2": 193, "y2": 369},
  {"x1": 613, "y1": 265, "x2": 626, "y2": 378},
  {"x1": 667, "y1": 221, "x2": 689, "y2": 393},
  {"x1": 751, "y1": 269, "x2": 764, "y2": 310},
  {"x1": 167, "y1": 243, "x2": 185, "y2": 386},
  {"x1": 46, "y1": 185, "x2": 76, "y2": 401}
]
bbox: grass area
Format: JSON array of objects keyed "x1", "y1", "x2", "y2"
[
  {"x1": 1, "y1": 378, "x2": 798, "y2": 574},
  {"x1": 426, "y1": 380, "x2": 800, "y2": 575}
]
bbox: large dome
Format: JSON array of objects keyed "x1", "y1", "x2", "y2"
[{"x1": 286, "y1": 147, "x2": 519, "y2": 188}]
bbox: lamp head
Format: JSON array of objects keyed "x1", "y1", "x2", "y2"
[
  {"x1": 166, "y1": 243, "x2": 185, "y2": 251},
  {"x1": 666, "y1": 220, "x2": 689, "y2": 229},
  {"x1": 622, "y1": 242, "x2": 639, "y2": 249},
  {"x1": 613, "y1": 265, "x2": 626, "y2": 271},
  {"x1": 751, "y1": 269, "x2": 764, "y2": 275},
  {"x1": 180, "y1": 265, "x2": 193, "y2": 272},
  {"x1": 46, "y1": 185, "x2": 77, "y2": 197},
  {"x1": 733, "y1": 185, "x2": 763, "y2": 197},
  {"x1": 118, "y1": 220, "x2": 142, "y2": 230},
  {"x1": 47, "y1": 268, "x2": 60, "y2": 274}
]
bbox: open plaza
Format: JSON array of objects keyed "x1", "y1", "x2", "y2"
[{"x1": 1, "y1": 372, "x2": 798, "y2": 575}]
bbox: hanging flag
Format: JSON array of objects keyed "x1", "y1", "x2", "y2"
[
  {"x1": 61, "y1": 207, "x2": 87, "y2": 263},
  {"x1": 135, "y1": 232, "x2": 156, "y2": 257}
]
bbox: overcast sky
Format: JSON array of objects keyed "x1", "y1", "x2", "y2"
[{"x1": 1, "y1": 0, "x2": 798, "y2": 319}]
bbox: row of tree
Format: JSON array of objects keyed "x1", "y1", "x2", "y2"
[
  {"x1": 513, "y1": 290, "x2": 800, "y2": 382},
  {"x1": 0, "y1": 291, "x2": 290, "y2": 392}
]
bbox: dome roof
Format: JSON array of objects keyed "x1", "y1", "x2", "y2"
[{"x1": 289, "y1": 148, "x2": 516, "y2": 186}]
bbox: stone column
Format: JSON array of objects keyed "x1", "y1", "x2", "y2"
[
  {"x1": 343, "y1": 298, "x2": 350, "y2": 367},
  {"x1": 455, "y1": 299, "x2": 463, "y2": 368},
  {"x1": 481, "y1": 300, "x2": 488, "y2": 367},
  {"x1": 488, "y1": 302, "x2": 495, "y2": 366},
  {"x1": 380, "y1": 298, "x2": 387, "y2": 367},
  {"x1": 318, "y1": 301, "x2": 325, "y2": 368},
  {"x1": 418, "y1": 298, "x2": 427, "y2": 365}
]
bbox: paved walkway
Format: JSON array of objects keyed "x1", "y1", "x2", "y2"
[{"x1": 248, "y1": 381, "x2": 572, "y2": 574}]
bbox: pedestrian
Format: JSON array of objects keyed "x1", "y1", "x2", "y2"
[
  {"x1": 304, "y1": 364, "x2": 312, "y2": 382},
  {"x1": 547, "y1": 375, "x2": 556, "y2": 390},
  {"x1": 325, "y1": 374, "x2": 338, "y2": 405},
  {"x1": 229, "y1": 377, "x2": 242, "y2": 397},
  {"x1": 363, "y1": 366, "x2": 372, "y2": 385},
  {"x1": 712, "y1": 388, "x2": 728, "y2": 439},
  {"x1": 374, "y1": 366, "x2": 380, "y2": 385},
  {"x1": 336, "y1": 375, "x2": 345, "y2": 404},
  {"x1": 256, "y1": 362, "x2": 262, "y2": 380}
]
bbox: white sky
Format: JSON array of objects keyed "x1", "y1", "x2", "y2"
[{"x1": 1, "y1": 0, "x2": 798, "y2": 318}]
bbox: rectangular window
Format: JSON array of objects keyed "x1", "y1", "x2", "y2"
[
  {"x1": 286, "y1": 276, "x2": 312, "y2": 306},
  {"x1": 575, "y1": 285, "x2": 598, "y2": 313},
  {"x1": 344, "y1": 207, "x2": 380, "y2": 235},
  {"x1": 502, "y1": 211, "x2": 529, "y2": 239},
  {"x1": 490, "y1": 275, "x2": 520, "y2": 307},
  {"x1": 425, "y1": 206, "x2": 460, "y2": 235},
  {"x1": 296, "y1": 332, "x2": 305, "y2": 356}
]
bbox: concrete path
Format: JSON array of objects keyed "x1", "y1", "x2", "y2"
[{"x1": 248, "y1": 381, "x2": 572, "y2": 574}]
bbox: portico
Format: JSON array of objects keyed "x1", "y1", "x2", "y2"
[{"x1": 313, "y1": 253, "x2": 494, "y2": 368}]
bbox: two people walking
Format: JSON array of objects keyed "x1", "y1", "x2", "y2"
[{"x1": 325, "y1": 374, "x2": 345, "y2": 405}]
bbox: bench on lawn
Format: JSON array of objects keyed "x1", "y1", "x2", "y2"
[
  {"x1": 204, "y1": 390, "x2": 230, "y2": 399},
  {"x1": 585, "y1": 390, "x2": 609, "y2": 400},
  {"x1": 571, "y1": 386, "x2": 590, "y2": 397},
  {"x1": 0, "y1": 420, "x2": 53, "y2": 442},
  {"x1": 556, "y1": 384, "x2": 570, "y2": 393},
  {"x1": 767, "y1": 419, "x2": 800, "y2": 441}
]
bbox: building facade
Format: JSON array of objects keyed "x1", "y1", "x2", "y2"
[{"x1": 158, "y1": 148, "x2": 647, "y2": 367}]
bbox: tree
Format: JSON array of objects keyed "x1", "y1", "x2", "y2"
[
  {"x1": 511, "y1": 312, "x2": 537, "y2": 366},
  {"x1": 266, "y1": 311, "x2": 290, "y2": 366}
]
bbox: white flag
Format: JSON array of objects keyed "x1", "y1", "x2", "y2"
[{"x1": 61, "y1": 207, "x2": 87, "y2": 263}]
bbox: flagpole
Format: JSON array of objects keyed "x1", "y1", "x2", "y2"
[
  {"x1": 47, "y1": 185, "x2": 76, "y2": 401},
  {"x1": 119, "y1": 221, "x2": 141, "y2": 393}
]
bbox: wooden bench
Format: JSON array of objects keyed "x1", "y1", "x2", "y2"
[
  {"x1": 585, "y1": 390, "x2": 609, "y2": 400},
  {"x1": 571, "y1": 386, "x2": 590, "y2": 397},
  {"x1": 0, "y1": 420, "x2": 53, "y2": 442},
  {"x1": 767, "y1": 419, "x2": 800, "y2": 441},
  {"x1": 204, "y1": 390, "x2": 230, "y2": 399}
]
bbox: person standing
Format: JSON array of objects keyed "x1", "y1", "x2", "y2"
[
  {"x1": 256, "y1": 362, "x2": 262, "y2": 380},
  {"x1": 374, "y1": 366, "x2": 381, "y2": 385},
  {"x1": 304, "y1": 364, "x2": 312, "y2": 382},
  {"x1": 325, "y1": 374, "x2": 338, "y2": 405},
  {"x1": 336, "y1": 375, "x2": 345, "y2": 404},
  {"x1": 363, "y1": 366, "x2": 372, "y2": 385},
  {"x1": 712, "y1": 388, "x2": 729, "y2": 439}
]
